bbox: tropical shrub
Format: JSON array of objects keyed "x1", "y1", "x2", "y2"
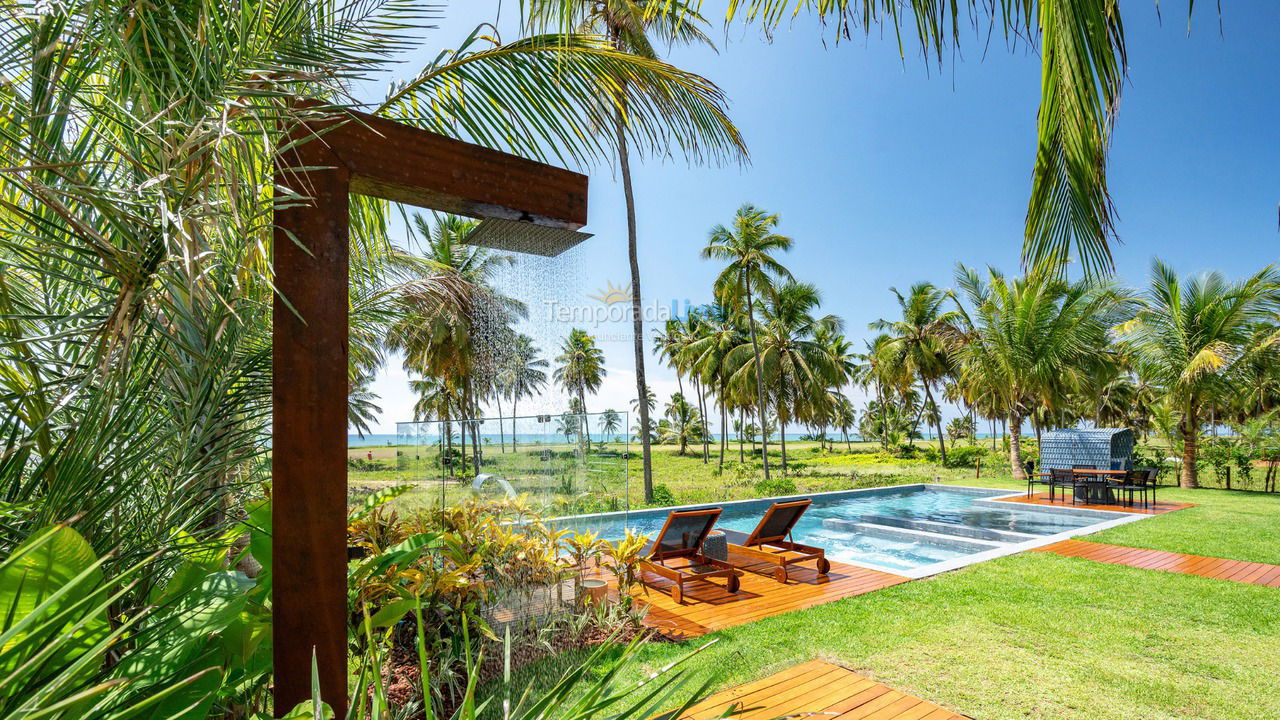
[
  {"x1": 754, "y1": 476, "x2": 799, "y2": 496},
  {"x1": 650, "y1": 484, "x2": 678, "y2": 506},
  {"x1": 1201, "y1": 439, "x2": 1236, "y2": 488},
  {"x1": 939, "y1": 445, "x2": 990, "y2": 469},
  {"x1": 346, "y1": 494, "x2": 667, "y2": 717}
]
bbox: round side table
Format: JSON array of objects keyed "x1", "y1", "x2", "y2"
[{"x1": 702, "y1": 529, "x2": 728, "y2": 561}]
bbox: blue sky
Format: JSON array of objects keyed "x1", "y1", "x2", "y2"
[{"x1": 360, "y1": 2, "x2": 1279, "y2": 434}]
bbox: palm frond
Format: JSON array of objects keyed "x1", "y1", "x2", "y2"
[{"x1": 378, "y1": 30, "x2": 747, "y2": 168}]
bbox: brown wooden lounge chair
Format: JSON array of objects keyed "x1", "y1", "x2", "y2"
[
  {"x1": 639, "y1": 507, "x2": 740, "y2": 603},
  {"x1": 720, "y1": 499, "x2": 831, "y2": 583}
]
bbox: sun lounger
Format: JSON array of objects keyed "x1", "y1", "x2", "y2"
[
  {"x1": 719, "y1": 499, "x2": 831, "y2": 583},
  {"x1": 639, "y1": 507, "x2": 740, "y2": 603}
]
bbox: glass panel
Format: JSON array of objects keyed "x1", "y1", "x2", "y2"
[{"x1": 394, "y1": 412, "x2": 629, "y2": 519}]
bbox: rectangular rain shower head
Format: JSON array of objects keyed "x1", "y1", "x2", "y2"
[{"x1": 464, "y1": 217, "x2": 593, "y2": 257}]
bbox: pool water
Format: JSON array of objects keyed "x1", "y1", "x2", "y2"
[{"x1": 552, "y1": 485, "x2": 1116, "y2": 574}]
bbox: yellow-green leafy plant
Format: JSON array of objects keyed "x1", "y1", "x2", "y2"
[
  {"x1": 562, "y1": 531, "x2": 607, "y2": 603},
  {"x1": 603, "y1": 531, "x2": 650, "y2": 610}
]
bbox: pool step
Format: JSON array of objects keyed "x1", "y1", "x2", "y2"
[
  {"x1": 821, "y1": 519, "x2": 1005, "y2": 552},
  {"x1": 859, "y1": 515, "x2": 1040, "y2": 544}
]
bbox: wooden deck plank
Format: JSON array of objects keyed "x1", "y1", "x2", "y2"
[
  {"x1": 667, "y1": 661, "x2": 967, "y2": 720},
  {"x1": 604, "y1": 557, "x2": 908, "y2": 638},
  {"x1": 1034, "y1": 539, "x2": 1280, "y2": 589}
]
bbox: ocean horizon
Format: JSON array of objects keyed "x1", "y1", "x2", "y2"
[{"x1": 346, "y1": 432, "x2": 1013, "y2": 448}]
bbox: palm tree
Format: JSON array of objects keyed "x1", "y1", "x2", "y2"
[
  {"x1": 348, "y1": 373, "x2": 382, "y2": 439},
  {"x1": 686, "y1": 304, "x2": 746, "y2": 469},
  {"x1": 660, "y1": 393, "x2": 705, "y2": 456},
  {"x1": 503, "y1": 334, "x2": 549, "y2": 452},
  {"x1": 600, "y1": 409, "x2": 622, "y2": 441},
  {"x1": 735, "y1": 282, "x2": 844, "y2": 473},
  {"x1": 871, "y1": 283, "x2": 960, "y2": 464},
  {"x1": 554, "y1": 328, "x2": 607, "y2": 443},
  {"x1": 952, "y1": 263, "x2": 1133, "y2": 480},
  {"x1": 702, "y1": 203, "x2": 795, "y2": 480},
  {"x1": 632, "y1": 384, "x2": 657, "y2": 419},
  {"x1": 833, "y1": 394, "x2": 858, "y2": 451},
  {"x1": 675, "y1": 309, "x2": 713, "y2": 463},
  {"x1": 1119, "y1": 260, "x2": 1280, "y2": 488},
  {"x1": 387, "y1": 214, "x2": 527, "y2": 473},
  {"x1": 525, "y1": 0, "x2": 748, "y2": 506}
]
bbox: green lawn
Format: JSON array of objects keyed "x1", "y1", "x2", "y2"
[{"x1": 486, "y1": 552, "x2": 1280, "y2": 719}]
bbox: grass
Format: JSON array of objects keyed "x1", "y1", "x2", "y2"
[{"x1": 483, "y1": 552, "x2": 1280, "y2": 719}]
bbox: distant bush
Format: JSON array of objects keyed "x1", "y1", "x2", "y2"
[
  {"x1": 1133, "y1": 444, "x2": 1171, "y2": 482},
  {"x1": 754, "y1": 476, "x2": 798, "y2": 496},
  {"x1": 651, "y1": 484, "x2": 677, "y2": 506},
  {"x1": 346, "y1": 457, "x2": 393, "y2": 472},
  {"x1": 941, "y1": 445, "x2": 991, "y2": 469}
]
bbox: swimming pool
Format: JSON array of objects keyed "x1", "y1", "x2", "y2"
[{"x1": 551, "y1": 484, "x2": 1147, "y2": 577}]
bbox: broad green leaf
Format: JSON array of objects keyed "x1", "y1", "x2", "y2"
[
  {"x1": 348, "y1": 484, "x2": 414, "y2": 522},
  {"x1": 0, "y1": 525, "x2": 109, "y2": 675}
]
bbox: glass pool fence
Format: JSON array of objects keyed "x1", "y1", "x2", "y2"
[{"x1": 393, "y1": 411, "x2": 630, "y2": 516}]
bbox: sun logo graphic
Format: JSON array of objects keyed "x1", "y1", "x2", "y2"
[{"x1": 589, "y1": 280, "x2": 633, "y2": 306}]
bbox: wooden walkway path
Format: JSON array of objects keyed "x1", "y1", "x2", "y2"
[
  {"x1": 1034, "y1": 539, "x2": 1280, "y2": 587},
  {"x1": 994, "y1": 492, "x2": 1192, "y2": 515},
  {"x1": 669, "y1": 659, "x2": 968, "y2": 720},
  {"x1": 610, "y1": 555, "x2": 909, "y2": 638}
]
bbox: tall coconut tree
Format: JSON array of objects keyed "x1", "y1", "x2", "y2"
[
  {"x1": 524, "y1": 0, "x2": 748, "y2": 504},
  {"x1": 685, "y1": 303, "x2": 746, "y2": 469},
  {"x1": 702, "y1": 203, "x2": 794, "y2": 479},
  {"x1": 951, "y1": 263, "x2": 1133, "y2": 480},
  {"x1": 1118, "y1": 260, "x2": 1280, "y2": 488},
  {"x1": 554, "y1": 328, "x2": 607, "y2": 442},
  {"x1": 833, "y1": 394, "x2": 858, "y2": 451},
  {"x1": 871, "y1": 283, "x2": 959, "y2": 463}
]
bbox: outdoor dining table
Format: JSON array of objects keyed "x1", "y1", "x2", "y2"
[{"x1": 1068, "y1": 468, "x2": 1128, "y2": 505}]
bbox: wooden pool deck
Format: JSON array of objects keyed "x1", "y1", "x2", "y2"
[
  {"x1": 1034, "y1": 539, "x2": 1280, "y2": 587},
  {"x1": 670, "y1": 659, "x2": 969, "y2": 720},
  {"x1": 609, "y1": 553, "x2": 909, "y2": 638},
  {"x1": 994, "y1": 491, "x2": 1192, "y2": 515}
]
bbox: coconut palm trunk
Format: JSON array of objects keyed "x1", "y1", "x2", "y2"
[
  {"x1": 701, "y1": 385, "x2": 710, "y2": 462},
  {"x1": 738, "y1": 409, "x2": 746, "y2": 463},
  {"x1": 614, "y1": 95, "x2": 655, "y2": 504},
  {"x1": 922, "y1": 381, "x2": 946, "y2": 464},
  {"x1": 779, "y1": 418, "x2": 788, "y2": 474},
  {"x1": 496, "y1": 394, "x2": 506, "y2": 452},
  {"x1": 1180, "y1": 402, "x2": 1199, "y2": 488},
  {"x1": 745, "y1": 275, "x2": 771, "y2": 480},
  {"x1": 719, "y1": 395, "x2": 727, "y2": 469},
  {"x1": 1009, "y1": 407, "x2": 1027, "y2": 481}
]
